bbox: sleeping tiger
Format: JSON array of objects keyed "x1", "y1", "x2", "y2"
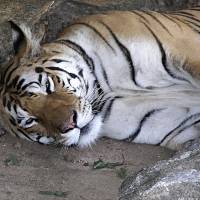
[{"x1": 1, "y1": 7, "x2": 200, "y2": 150}]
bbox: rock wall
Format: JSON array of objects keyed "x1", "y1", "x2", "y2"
[{"x1": 0, "y1": 0, "x2": 200, "y2": 67}]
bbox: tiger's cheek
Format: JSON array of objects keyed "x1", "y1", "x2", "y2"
[{"x1": 23, "y1": 124, "x2": 47, "y2": 136}]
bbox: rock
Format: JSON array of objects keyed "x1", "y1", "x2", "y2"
[
  {"x1": 119, "y1": 139, "x2": 200, "y2": 200},
  {"x1": 0, "y1": 0, "x2": 200, "y2": 67},
  {"x1": 0, "y1": 0, "x2": 55, "y2": 73},
  {"x1": 0, "y1": 22, "x2": 13, "y2": 66}
]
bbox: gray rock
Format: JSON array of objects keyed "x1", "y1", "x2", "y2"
[
  {"x1": 0, "y1": 22, "x2": 14, "y2": 66},
  {"x1": 0, "y1": 0, "x2": 55, "y2": 72},
  {"x1": 119, "y1": 139, "x2": 200, "y2": 200},
  {"x1": 1, "y1": 0, "x2": 200, "y2": 67}
]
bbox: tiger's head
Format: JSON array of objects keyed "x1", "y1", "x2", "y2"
[{"x1": 0, "y1": 22, "x2": 102, "y2": 147}]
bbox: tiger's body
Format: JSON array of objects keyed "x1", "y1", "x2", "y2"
[{"x1": 1, "y1": 7, "x2": 200, "y2": 149}]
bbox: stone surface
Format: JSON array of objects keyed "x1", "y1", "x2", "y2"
[
  {"x1": 0, "y1": 22, "x2": 13, "y2": 65},
  {"x1": 0, "y1": 0, "x2": 54, "y2": 68},
  {"x1": 0, "y1": 0, "x2": 200, "y2": 67},
  {"x1": 119, "y1": 139, "x2": 200, "y2": 200}
]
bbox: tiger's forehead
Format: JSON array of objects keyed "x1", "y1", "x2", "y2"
[{"x1": 19, "y1": 55, "x2": 49, "y2": 68}]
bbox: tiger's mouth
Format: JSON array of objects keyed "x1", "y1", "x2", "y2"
[
  {"x1": 80, "y1": 123, "x2": 91, "y2": 135},
  {"x1": 57, "y1": 115, "x2": 95, "y2": 146},
  {"x1": 71, "y1": 115, "x2": 94, "y2": 135}
]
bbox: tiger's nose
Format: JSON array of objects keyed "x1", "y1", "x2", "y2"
[{"x1": 59, "y1": 111, "x2": 77, "y2": 133}]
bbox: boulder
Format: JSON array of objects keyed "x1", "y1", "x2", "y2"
[
  {"x1": 0, "y1": 0, "x2": 200, "y2": 67},
  {"x1": 119, "y1": 139, "x2": 200, "y2": 200}
]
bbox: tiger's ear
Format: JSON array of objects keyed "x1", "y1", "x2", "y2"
[{"x1": 10, "y1": 21, "x2": 41, "y2": 59}]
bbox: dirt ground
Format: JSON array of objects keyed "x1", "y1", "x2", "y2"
[{"x1": 0, "y1": 134, "x2": 174, "y2": 200}]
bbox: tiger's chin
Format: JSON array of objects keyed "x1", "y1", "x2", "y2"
[{"x1": 60, "y1": 115, "x2": 102, "y2": 148}]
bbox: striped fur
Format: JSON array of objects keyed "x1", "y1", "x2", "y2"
[{"x1": 1, "y1": 7, "x2": 200, "y2": 149}]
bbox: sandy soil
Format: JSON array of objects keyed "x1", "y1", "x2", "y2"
[{"x1": 0, "y1": 134, "x2": 174, "y2": 200}]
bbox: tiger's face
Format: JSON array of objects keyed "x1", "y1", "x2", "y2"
[
  {"x1": 2, "y1": 56, "x2": 95, "y2": 146},
  {"x1": 0, "y1": 21, "x2": 103, "y2": 147}
]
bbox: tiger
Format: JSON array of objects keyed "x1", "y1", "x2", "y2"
[{"x1": 1, "y1": 7, "x2": 200, "y2": 150}]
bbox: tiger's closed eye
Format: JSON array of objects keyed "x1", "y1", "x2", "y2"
[
  {"x1": 26, "y1": 92, "x2": 38, "y2": 97},
  {"x1": 24, "y1": 118, "x2": 38, "y2": 128},
  {"x1": 26, "y1": 118, "x2": 35, "y2": 125}
]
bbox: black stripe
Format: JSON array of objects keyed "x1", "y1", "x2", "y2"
[
  {"x1": 102, "y1": 98, "x2": 115, "y2": 122},
  {"x1": 101, "y1": 22, "x2": 139, "y2": 87},
  {"x1": 35, "y1": 67, "x2": 44, "y2": 73},
  {"x1": 54, "y1": 39, "x2": 102, "y2": 92},
  {"x1": 9, "y1": 75, "x2": 20, "y2": 89},
  {"x1": 2, "y1": 96, "x2": 6, "y2": 107},
  {"x1": 17, "y1": 118, "x2": 22, "y2": 124},
  {"x1": 5, "y1": 66, "x2": 18, "y2": 86},
  {"x1": 21, "y1": 82, "x2": 40, "y2": 91},
  {"x1": 127, "y1": 109, "x2": 163, "y2": 142},
  {"x1": 9, "y1": 117, "x2": 17, "y2": 126},
  {"x1": 55, "y1": 39, "x2": 95, "y2": 71},
  {"x1": 50, "y1": 59, "x2": 71, "y2": 63},
  {"x1": 184, "y1": 19, "x2": 200, "y2": 30},
  {"x1": 17, "y1": 128, "x2": 34, "y2": 141},
  {"x1": 143, "y1": 11, "x2": 172, "y2": 35},
  {"x1": 2, "y1": 59, "x2": 15, "y2": 84},
  {"x1": 78, "y1": 69, "x2": 88, "y2": 91},
  {"x1": 172, "y1": 11, "x2": 194, "y2": 17},
  {"x1": 7, "y1": 100, "x2": 11, "y2": 111},
  {"x1": 11, "y1": 128, "x2": 20, "y2": 138},
  {"x1": 78, "y1": 69, "x2": 83, "y2": 77},
  {"x1": 141, "y1": 23, "x2": 169, "y2": 75},
  {"x1": 56, "y1": 75, "x2": 61, "y2": 84},
  {"x1": 157, "y1": 113, "x2": 200, "y2": 146},
  {"x1": 171, "y1": 16, "x2": 200, "y2": 34},
  {"x1": 94, "y1": 52, "x2": 111, "y2": 90},
  {"x1": 187, "y1": 8, "x2": 200, "y2": 11},
  {"x1": 130, "y1": 10, "x2": 150, "y2": 23},
  {"x1": 102, "y1": 96, "x2": 122, "y2": 122},
  {"x1": 38, "y1": 74, "x2": 42, "y2": 84},
  {"x1": 177, "y1": 119, "x2": 200, "y2": 136},
  {"x1": 51, "y1": 50, "x2": 61, "y2": 54},
  {"x1": 13, "y1": 104, "x2": 17, "y2": 114},
  {"x1": 96, "y1": 82, "x2": 104, "y2": 99},
  {"x1": 42, "y1": 59, "x2": 48, "y2": 64},
  {"x1": 171, "y1": 16, "x2": 200, "y2": 33},
  {"x1": 16, "y1": 78, "x2": 25, "y2": 90},
  {"x1": 46, "y1": 66, "x2": 80, "y2": 80},
  {"x1": 46, "y1": 78, "x2": 51, "y2": 94},
  {"x1": 91, "y1": 94, "x2": 107, "y2": 114},
  {"x1": 141, "y1": 22, "x2": 189, "y2": 82},
  {"x1": 70, "y1": 22, "x2": 115, "y2": 52},
  {"x1": 171, "y1": 12, "x2": 200, "y2": 24},
  {"x1": 159, "y1": 13, "x2": 182, "y2": 29}
]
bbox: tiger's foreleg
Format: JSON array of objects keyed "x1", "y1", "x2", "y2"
[{"x1": 100, "y1": 94, "x2": 200, "y2": 150}]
